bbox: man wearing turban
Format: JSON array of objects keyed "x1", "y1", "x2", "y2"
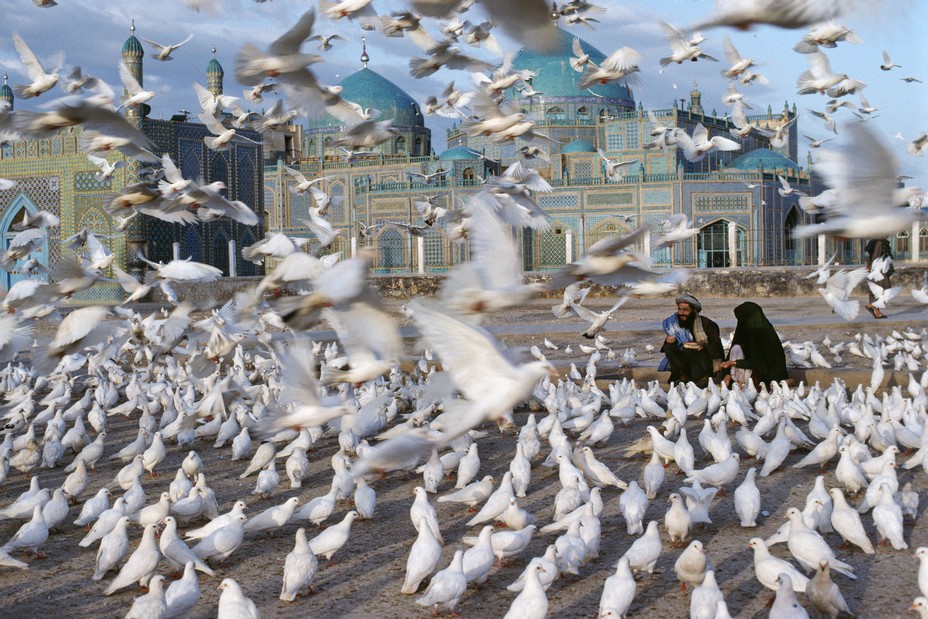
[{"x1": 658, "y1": 293, "x2": 724, "y2": 387}]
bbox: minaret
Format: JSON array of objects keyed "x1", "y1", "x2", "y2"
[
  {"x1": 0, "y1": 75, "x2": 13, "y2": 111},
  {"x1": 689, "y1": 82, "x2": 703, "y2": 115},
  {"x1": 360, "y1": 37, "x2": 369, "y2": 69},
  {"x1": 121, "y1": 20, "x2": 145, "y2": 120},
  {"x1": 206, "y1": 47, "x2": 224, "y2": 97}
]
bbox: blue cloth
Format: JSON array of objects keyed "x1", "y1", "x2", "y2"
[{"x1": 658, "y1": 313, "x2": 693, "y2": 371}]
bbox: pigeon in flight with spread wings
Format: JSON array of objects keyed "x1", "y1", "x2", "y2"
[
  {"x1": 143, "y1": 34, "x2": 194, "y2": 61},
  {"x1": 11, "y1": 33, "x2": 60, "y2": 98},
  {"x1": 408, "y1": 298, "x2": 556, "y2": 439},
  {"x1": 794, "y1": 123, "x2": 924, "y2": 239}
]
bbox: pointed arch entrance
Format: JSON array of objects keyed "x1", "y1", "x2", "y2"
[{"x1": 1, "y1": 194, "x2": 49, "y2": 289}]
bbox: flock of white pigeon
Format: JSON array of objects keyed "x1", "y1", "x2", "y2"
[{"x1": 0, "y1": 0, "x2": 927, "y2": 617}]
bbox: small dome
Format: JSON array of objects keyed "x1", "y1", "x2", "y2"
[
  {"x1": 727, "y1": 148, "x2": 799, "y2": 171},
  {"x1": 122, "y1": 22, "x2": 144, "y2": 59},
  {"x1": 316, "y1": 68, "x2": 423, "y2": 128},
  {"x1": 207, "y1": 57, "x2": 224, "y2": 77},
  {"x1": 561, "y1": 138, "x2": 596, "y2": 153},
  {"x1": 0, "y1": 75, "x2": 12, "y2": 107},
  {"x1": 439, "y1": 145, "x2": 481, "y2": 161},
  {"x1": 511, "y1": 27, "x2": 634, "y2": 105}
]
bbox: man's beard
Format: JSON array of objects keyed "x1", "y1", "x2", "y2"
[{"x1": 678, "y1": 313, "x2": 695, "y2": 330}]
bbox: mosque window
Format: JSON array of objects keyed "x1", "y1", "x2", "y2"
[
  {"x1": 328, "y1": 183, "x2": 345, "y2": 223},
  {"x1": 698, "y1": 220, "x2": 744, "y2": 268},
  {"x1": 920, "y1": 228, "x2": 928, "y2": 258},
  {"x1": 395, "y1": 135, "x2": 406, "y2": 153},
  {"x1": 423, "y1": 227, "x2": 446, "y2": 270},
  {"x1": 377, "y1": 227, "x2": 406, "y2": 271},
  {"x1": 606, "y1": 132, "x2": 624, "y2": 151},
  {"x1": 414, "y1": 137, "x2": 422, "y2": 156},
  {"x1": 212, "y1": 233, "x2": 229, "y2": 277},
  {"x1": 462, "y1": 167, "x2": 475, "y2": 182},
  {"x1": 896, "y1": 229, "x2": 910, "y2": 258},
  {"x1": 545, "y1": 106, "x2": 566, "y2": 122},
  {"x1": 577, "y1": 107, "x2": 589, "y2": 121},
  {"x1": 625, "y1": 122, "x2": 640, "y2": 149}
]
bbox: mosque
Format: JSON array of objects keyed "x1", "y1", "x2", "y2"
[
  {"x1": 264, "y1": 26, "x2": 832, "y2": 276},
  {"x1": 0, "y1": 23, "x2": 264, "y2": 300},
  {"x1": 0, "y1": 20, "x2": 852, "y2": 303}
]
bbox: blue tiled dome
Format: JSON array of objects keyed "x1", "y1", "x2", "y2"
[
  {"x1": 561, "y1": 138, "x2": 596, "y2": 153},
  {"x1": 122, "y1": 32, "x2": 144, "y2": 59},
  {"x1": 0, "y1": 75, "x2": 13, "y2": 107},
  {"x1": 727, "y1": 148, "x2": 798, "y2": 171},
  {"x1": 439, "y1": 145, "x2": 481, "y2": 160},
  {"x1": 317, "y1": 68, "x2": 423, "y2": 128},
  {"x1": 512, "y1": 28, "x2": 634, "y2": 104},
  {"x1": 206, "y1": 57, "x2": 224, "y2": 77}
]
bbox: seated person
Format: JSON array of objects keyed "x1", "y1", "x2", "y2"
[
  {"x1": 658, "y1": 293, "x2": 724, "y2": 387},
  {"x1": 720, "y1": 301, "x2": 788, "y2": 388}
]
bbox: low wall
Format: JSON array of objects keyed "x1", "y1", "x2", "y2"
[{"x1": 147, "y1": 265, "x2": 928, "y2": 303}]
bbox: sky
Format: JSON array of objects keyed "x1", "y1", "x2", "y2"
[{"x1": 1, "y1": 0, "x2": 926, "y2": 189}]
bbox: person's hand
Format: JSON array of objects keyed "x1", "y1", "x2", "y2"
[
  {"x1": 720, "y1": 360, "x2": 736, "y2": 369},
  {"x1": 665, "y1": 336, "x2": 676, "y2": 344},
  {"x1": 695, "y1": 342, "x2": 704, "y2": 351}
]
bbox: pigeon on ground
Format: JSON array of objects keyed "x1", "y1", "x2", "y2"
[
  {"x1": 104, "y1": 524, "x2": 161, "y2": 595},
  {"x1": 280, "y1": 528, "x2": 318, "y2": 602},
  {"x1": 402, "y1": 516, "x2": 443, "y2": 594},
  {"x1": 415, "y1": 549, "x2": 467, "y2": 615},
  {"x1": 217, "y1": 578, "x2": 259, "y2": 619},
  {"x1": 308, "y1": 510, "x2": 358, "y2": 563},
  {"x1": 164, "y1": 561, "x2": 200, "y2": 618},
  {"x1": 807, "y1": 559, "x2": 852, "y2": 619},
  {"x1": 125, "y1": 574, "x2": 167, "y2": 619}
]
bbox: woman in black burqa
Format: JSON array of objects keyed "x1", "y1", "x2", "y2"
[{"x1": 720, "y1": 301, "x2": 788, "y2": 388}]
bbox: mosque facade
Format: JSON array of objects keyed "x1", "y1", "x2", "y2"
[
  {"x1": 263, "y1": 28, "x2": 850, "y2": 276},
  {"x1": 0, "y1": 24, "x2": 264, "y2": 299}
]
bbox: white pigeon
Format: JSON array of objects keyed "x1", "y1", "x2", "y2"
[
  {"x1": 2, "y1": 504, "x2": 48, "y2": 556},
  {"x1": 92, "y1": 515, "x2": 131, "y2": 580},
  {"x1": 794, "y1": 123, "x2": 924, "y2": 239},
  {"x1": 125, "y1": 574, "x2": 167, "y2": 619},
  {"x1": 599, "y1": 555, "x2": 636, "y2": 617},
  {"x1": 674, "y1": 539, "x2": 708, "y2": 591},
  {"x1": 785, "y1": 508, "x2": 855, "y2": 578},
  {"x1": 160, "y1": 516, "x2": 214, "y2": 576},
  {"x1": 308, "y1": 510, "x2": 358, "y2": 563},
  {"x1": 191, "y1": 514, "x2": 246, "y2": 562},
  {"x1": 11, "y1": 33, "x2": 60, "y2": 98},
  {"x1": 770, "y1": 573, "x2": 810, "y2": 619},
  {"x1": 734, "y1": 467, "x2": 761, "y2": 527},
  {"x1": 164, "y1": 561, "x2": 201, "y2": 618},
  {"x1": 218, "y1": 578, "x2": 259, "y2": 619},
  {"x1": 623, "y1": 520, "x2": 662, "y2": 574},
  {"x1": 280, "y1": 528, "x2": 318, "y2": 602},
  {"x1": 503, "y1": 563, "x2": 548, "y2": 619},
  {"x1": 872, "y1": 483, "x2": 907, "y2": 549},
  {"x1": 748, "y1": 537, "x2": 809, "y2": 592},
  {"x1": 416, "y1": 549, "x2": 467, "y2": 615},
  {"x1": 402, "y1": 516, "x2": 443, "y2": 594},
  {"x1": 104, "y1": 523, "x2": 161, "y2": 595},
  {"x1": 619, "y1": 480, "x2": 648, "y2": 535},
  {"x1": 829, "y1": 488, "x2": 874, "y2": 554},
  {"x1": 807, "y1": 560, "x2": 852, "y2": 619}
]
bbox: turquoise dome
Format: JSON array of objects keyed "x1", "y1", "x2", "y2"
[
  {"x1": 561, "y1": 138, "x2": 596, "y2": 153},
  {"x1": 318, "y1": 68, "x2": 423, "y2": 128},
  {"x1": 728, "y1": 148, "x2": 798, "y2": 171},
  {"x1": 122, "y1": 34, "x2": 144, "y2": 59},
  {"x1": 0, "y1": 78, "x2": 12, "y2": 106},
  {"x1": 511, "y1": 28, "x2": 634, "y2": 103},
  {"x1": 206, "y1": 57, "x2": 224, "y2": 77},
  {"x1": 439, "y1": 145, "x2": 481, "y2": 160}
]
